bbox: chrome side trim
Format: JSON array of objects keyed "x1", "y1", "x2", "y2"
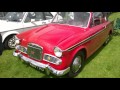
[{"x1": 64, "y1": 27, "x2": 107, "y2": 51}]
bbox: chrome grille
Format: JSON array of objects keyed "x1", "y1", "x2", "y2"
[{"x1": 27, "y1": 43, "x2": 43, "y2": 60}]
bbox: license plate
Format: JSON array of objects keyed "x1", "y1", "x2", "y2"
[
  {"x1": 30, "y1": 63, "x2": 44, "y2": 71},
  {"x1": 30, "y1": 63, "x2": 37, "y2": 68}
]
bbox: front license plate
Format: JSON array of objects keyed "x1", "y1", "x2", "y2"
[
  {"x1": 30, "y1": 63, "x2": 37, "y2": 68},
  {"x1": 29, "y1": 63, "x2": 44, "y2": 71}
]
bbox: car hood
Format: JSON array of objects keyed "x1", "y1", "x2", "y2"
[
  {"x1": 0, "y1": 20, "x2": 22, "y2": 32},
  {"x1": 19, "y1": 24, "x2": 85, "y2": 50}
]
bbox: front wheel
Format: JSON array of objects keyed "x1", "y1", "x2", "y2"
[
  {"x1": 68, "y1": 51, "x2": 85, "y2": 77},
  {"x1": 4, "y1": 35, "x2": 16, "y2": 49}
]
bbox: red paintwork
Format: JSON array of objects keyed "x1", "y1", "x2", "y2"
[{"x1": 16, "y1": 12, "x2": 113, "y2": 70}]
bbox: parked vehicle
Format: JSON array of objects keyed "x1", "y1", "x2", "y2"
[
  {"x1": 0, "y1": 33, "x2": 4, "y2": 55},
  {"x1": 0, "y1": 12, "x2": 8, "y2": 19},
  {"x1": 13, "y1": 12, "x2": 113, "y2": 77},
  {"x1": 0, "y1": 12, "x2": 57, "y2": 49}
]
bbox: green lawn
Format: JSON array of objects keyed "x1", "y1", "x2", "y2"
[{"x1": 0, "y1": 12, "x2": 120, "y2": 78}]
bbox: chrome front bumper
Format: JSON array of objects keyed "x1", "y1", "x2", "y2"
[{"x1": 13, "y1": 51, "x2": 70, "y2": 76}]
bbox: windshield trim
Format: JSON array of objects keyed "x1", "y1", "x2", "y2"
[
  {"x1": 85, "y1": 12, "x2": 92, "y2": 28},
  {"x1": 22, "y1": 12, "x2": 28, "y2": 23}
]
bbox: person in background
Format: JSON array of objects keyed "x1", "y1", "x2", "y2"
[{"x1": 0, "y1": 33, "x2": 4, "y2": 55}]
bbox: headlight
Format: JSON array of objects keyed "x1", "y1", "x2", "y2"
[
  {"x1": 54, "y1": 47, "x2": 62, "y2": 57},
  {"x1": 15, "y1": 45, "x2": 27, "y2": 54}
]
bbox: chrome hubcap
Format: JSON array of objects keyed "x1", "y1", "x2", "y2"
[
  {"x1": 72, "y1": 56, "x2": 82, "y2": 73},
  {"x1": 8, "y1": 37, "x2": 16, "y2": 48}
]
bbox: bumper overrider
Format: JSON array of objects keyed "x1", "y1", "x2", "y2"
[{"x1": 13, "y1": 51, "x2": 70, "y2": 76}]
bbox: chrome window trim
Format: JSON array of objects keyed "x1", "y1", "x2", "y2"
[{"x1": 52, "y1": 12, "x2": 91, "y2": 29}]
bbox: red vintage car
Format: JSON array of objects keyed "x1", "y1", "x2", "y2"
[{"x1": 13, "y1": 12, "x2": 113, "y2": 77}]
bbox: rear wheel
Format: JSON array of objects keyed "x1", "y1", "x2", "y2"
[
  {"x1": 4, "y1": 35, "x2": 16, "y2": 49},
  {"x1": 68, "y1": 51, "x2": 85, "y2": 77}
]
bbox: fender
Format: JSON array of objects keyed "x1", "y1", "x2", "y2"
[
  {"x1": 1, "y1": 31, "x2": 19, "y2": 42},
  {"x1": 67, "y1": 45, "x2": 87, "y2": 66}
]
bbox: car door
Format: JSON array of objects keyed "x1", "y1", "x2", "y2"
[
  {"x1": 22, "y1": 12, "x2": 53, "y2": 32},
  {"x1": 86, "y1": 12, "x2": 110, "y2": 56}
]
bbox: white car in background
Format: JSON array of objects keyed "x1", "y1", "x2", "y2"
[{"x1": 0, "y1": 12, "x2": 57, "y2": 49}]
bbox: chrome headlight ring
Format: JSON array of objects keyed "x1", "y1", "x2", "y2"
[{"x1": 54, "y1": 47, "x2": 63, "y2": 57}]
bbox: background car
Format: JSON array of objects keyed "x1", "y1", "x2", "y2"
[
  {"x1": 13, "y1": 12, "x2": 113, "y2": 77},
  {"x1": 0, "y1": 33, "x2": 4, "y2": 55},
  {"x1": 0, "y1": 12, "x2": 8, "y2": 19},
  {"x1": 0, "y1": 12, "x2": 57, "y2": 49}
]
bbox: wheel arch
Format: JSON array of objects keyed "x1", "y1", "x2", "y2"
[
  {"x1": 2, "y1": 31, "x2": 19, "y2": 43},
  {"x1": 67, "y1": 46, "x2": 87, "y2": 77},
  {"x1": 69, "y1": 46, "x2": 87, "y2": 64}
]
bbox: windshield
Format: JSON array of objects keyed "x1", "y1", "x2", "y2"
[
  {"x1": 52, "y1": 12, "x2": 90, "y2": 28},
  {"x1": 3, "y1": 12, "x2": 25, "y2": 22}
]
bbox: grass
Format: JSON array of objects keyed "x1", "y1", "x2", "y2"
[
  {"x1": 0, "y1": 50, "x2": 46, "y2": 78},
  {"x1": 76, "y1": 33, "x2": 120, "y2": 78},
  {"x1": 0, "y1": 12, "x2": 120, "y2": 78}
]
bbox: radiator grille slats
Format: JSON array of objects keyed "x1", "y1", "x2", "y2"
[{"x1": 27, "y1": 43, "x2": 43, "y2": 60}]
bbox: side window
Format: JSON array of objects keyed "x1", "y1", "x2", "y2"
[
  {"x1": 24, "y1": 12, "x2": 45, "y2": 23},
  {"x1": 91, "y1": 12, "x2": 103, "y2": 26},
  {"x1": 44, "y1": 12, "x2": 53, "y2": 19},
  {"x1": 34, "y1": 12, "x2": 45, "y2": 21}
]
